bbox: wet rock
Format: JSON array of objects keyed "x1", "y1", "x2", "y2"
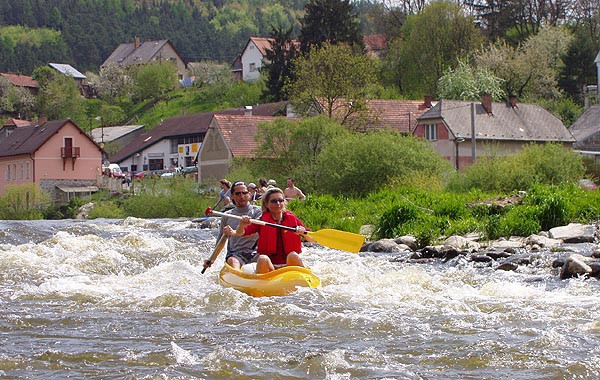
[
  {"x1": 486, "y1": 250, "x2": 512, "y2": 260},
  {"x1": 199, "y1": 217, "x2": 219, "y2": 229},
  {"x1": 592, "y1": 247, "x2": 600, "y2": 259},
  {"x1": 367, "y1": 239, "x2": 402, "y2": 252},
  {"x1": 496, "y1": 262, "x2": 518, "y2": 271},
  {"x1": 560, "y1": 253, "x2": 593, "y2": 279},
  {"x1": 394, "y1": 235, "x2": 417, "y2": 251},
  {"x1": 525, "y1": 234, "x2": 562, "y2": 248},
  {"x1": 549, "y1": 223, "x2": 596, "y2": 243},
  {"x1": 443, "y1": 235, "x2": 480, "y2": 252},
  {"x1": 76, "y1": 202, "x2": 95, "y2": 219},
  {"x1": 411, "y1": 246, "x2": 442, "y2": 259},
  {"x1": 440, "y1": 246, "x2": 464, "y2": 261},
  {"x1": 489, "y1": 237, "x2": 526, "y2": 249},
  {"x1": 552, "y1": 258, "x2": 565, "y2": 268},
  {"x1": 471, "y1": 255, "x2": 493, "y2": 263}
]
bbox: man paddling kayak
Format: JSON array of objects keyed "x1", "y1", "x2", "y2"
[
  {"x1": 204, "y1": 181, "x2": 261, "y2": 271},
  {"x1": 227, "y1": 187, "x2": 315, "y2": 274}
]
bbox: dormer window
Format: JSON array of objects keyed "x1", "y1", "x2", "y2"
[{"x1": 425, "y1": 124, "x2": 437, "y2": 141}]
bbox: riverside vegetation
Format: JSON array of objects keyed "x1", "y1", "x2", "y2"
[{"x1": 3, "y1": 135, "x2": 600, "y2": 248}]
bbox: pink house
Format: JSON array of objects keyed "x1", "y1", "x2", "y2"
[{"x1": 0, "y1": 119, "x2": 104, "y2": 203}]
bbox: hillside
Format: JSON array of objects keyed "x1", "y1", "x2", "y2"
[{"x1": 0, "y1": 0, "x2": 309, "y2": 74}]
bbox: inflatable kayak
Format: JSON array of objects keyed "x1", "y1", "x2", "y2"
[{"x1": 218, "y1": 263, "x2": 320, "y2": 297}]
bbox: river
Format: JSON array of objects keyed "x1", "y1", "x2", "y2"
[{"x1": 0, "y1": 218, "x2": 599, "y2": 379}]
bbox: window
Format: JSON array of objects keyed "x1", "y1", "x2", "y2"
[
  {"x1": 425, "y1": 124, "x2": 437, "y2": 141},
  {"x1": 249, "y1": 63, "x2": 256, "y2": 72},
  {"x1": 5, "y1": 165, "x2": 10, "y2": 181},
  {"x1": 26, "y1": 162, "x2": 30, "y2": 179},
  {"x1": 12, "y1": 164, "x2": 16, "y2": 180},
  {"x1": 19, "y1": 163, "x2": 23, "y2": 179}
]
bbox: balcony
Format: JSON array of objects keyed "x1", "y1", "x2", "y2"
[
  {"x1": 61, "y1": 146, "x2": 81, "y2": 170},
  {"x1": 61, "y1": 147, "x2": 81, "y2": 158}
]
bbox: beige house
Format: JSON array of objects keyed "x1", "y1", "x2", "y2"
[
  {"x1": 414, "y1": 95, "x2": 576, "y2": 170},
  {"x1": 102, "y1": 38, "x2": 187, "y2": 79},
  {"x1": 197, "y1": 114, "x2": 278, "y2": 181}
]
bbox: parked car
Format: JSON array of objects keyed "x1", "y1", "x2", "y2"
[
  {"x1": 578, "y1": 179, "x2": 598, "y2": 190},
  {"x1": 103, "y1": 163, "x2": 124, "y2": 178},
  {"x1": 133, "y1": 170, "x2": 146, "y2": 179},
  {"x1": 161, "y1": 168, "x2": 181, "y2": 178}
]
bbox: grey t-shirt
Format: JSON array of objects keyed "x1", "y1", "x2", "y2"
[{"x1": 218, "y1": 204, "x2": 262, "y2": 261}]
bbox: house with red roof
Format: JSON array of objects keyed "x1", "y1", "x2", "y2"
[
  {"x1": 110, "y1": 103, "x2": 288, "y2": 174},
  {"x1": 197, "y1": 114, "x2": 279, "y2": 181},
  {"x1": 0, "y1": 119, "x2": 103, "y2": 203},
  {"x1": 237, "y1": 34, "x2": 388, "y2": 82},
  {"x1": 0, "y1": 73, "x2": 39, "y2": 95}
]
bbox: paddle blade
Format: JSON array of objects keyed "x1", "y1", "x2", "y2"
[
  {"x1": 201, "y1": 234, "x2": 228, "y2": 274},
  {"x1": 308, "y1": 229, "x2": 365, "y2": 253}
]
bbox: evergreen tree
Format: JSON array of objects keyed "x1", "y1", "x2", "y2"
[
  {"x1": 261, "y1": 26, "x2": 299, "y2": 102},
  {"x1": 299, "y1": 0, "x2": 363, "y2": 54}
]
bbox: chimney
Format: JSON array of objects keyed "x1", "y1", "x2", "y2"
[
  {"x1": 481, "y1": 93, "x2": 493, "y2": 115},
  {"x1": 508, "y1": 95, "x2": 518, "y2": 109},
  {"x1": 424, "y1": 95, "x2": 432, "y2": 108},
  {"x1": 244, "y1": 105, "x2": 253, "y2": 116},
  {"x1": 134, "y1": 36, "x2": 140, "y2": 49}
]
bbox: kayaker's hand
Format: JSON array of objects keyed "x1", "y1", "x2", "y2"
[
  {"x1": 295, "y1": 226, "x2": 307, "y2": 236},
  {"x1": 239, "y1": 216, "x2": 251, "y2": 226},
  {"x1": 223, "y1": 225, "x2": 235, "y2": 236},
  {"x1": 203, "y1": 260, "x2": 212, "y2": 269}
]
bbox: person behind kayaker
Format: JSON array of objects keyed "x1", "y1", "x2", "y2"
[
  {"x1": 256, "y1": 178, "x2": 268, "y2": 199},
  {"x1": 227, "y1": 187, "x2": 315, "y2": 274},
  {"x1": 247, "y1": 182, "x2": 258, "y2": 204},
  {"x1": 283, "y1": 177, "x2": 306, "y2": 201},
  {"x1": 213, "y1": 179, "x2": 231, "y2": 210},
  {"x1": 204, "y1": 181, "x2": 262, "y2": 271}
]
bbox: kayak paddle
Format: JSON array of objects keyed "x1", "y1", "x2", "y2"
[
  {"x1": 206, "y1": 208, "x2": 365, "y2": 253},
  {"x1": 201, "y1": 234, "x2": 228, "y2": 274}
]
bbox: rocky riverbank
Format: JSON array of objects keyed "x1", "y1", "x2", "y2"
[{"x1": 360, "y1": 222, "x2": 600, "y2": 280}]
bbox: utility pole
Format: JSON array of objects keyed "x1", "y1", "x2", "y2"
[{"x1": 470, "y1": 102, "x2": 476, "y2": 164}]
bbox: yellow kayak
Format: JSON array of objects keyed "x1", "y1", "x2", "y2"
[{"x1": 218, "y1": 263, "x2": 320, "y2": 297}]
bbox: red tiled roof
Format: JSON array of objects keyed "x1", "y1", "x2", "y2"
[
  {"x1": 109, "y1": 102, "x2": 288, "y2": 163},
  {"x1": 343, "y1": 99, "x2": 432, "y2": 133},
  {"x1": 3, "y1": 118, "x2": 34, "y2": 128},
  {"x1": 213, "y1": 114, "x2": 279, "y2": 158},
  {"x1": 249, "y1": 37, "x2": 300, "y2": 56},
  {"x1": 0, "y1": 73, "x2": 38, "y2": 88},
  {"x1": 363, "y1": 34, "x2": 387, "y2": 52}
]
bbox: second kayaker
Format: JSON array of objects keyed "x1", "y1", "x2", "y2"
[
  {"x1": 226, "y1": 187, "x2": 315, "y2": 274},
  {"x1": 204, "y1": 181, "x2": 262, "y2": 271}
]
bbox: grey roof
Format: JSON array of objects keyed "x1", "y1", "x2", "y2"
[
  {"x1": 102, "y1": 40, "x2": 174, "y2": 67},
  {"x1": 418, "y1": 99, "x2": 575, "y2": 142},
  {"x1": 90, "y1": 125, "x2": 145, "y2": 143},
  {"x1": 48, "y1": 63, "x2": 87, "y2": 79},
  {"x1": 570, "y1": 105, "x2": 600, "y2": 147},
  {"x1": 595, "y1": 50, "x2": 600, "y2": 63}
]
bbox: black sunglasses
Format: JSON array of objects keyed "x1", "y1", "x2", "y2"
[{"x1": 234, "y1": 191, "x2": 249, "y2": 196}]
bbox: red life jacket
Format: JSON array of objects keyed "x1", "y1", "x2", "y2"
[{"x1": 244, "y1": 211, "x2": 307, "y2": 265}]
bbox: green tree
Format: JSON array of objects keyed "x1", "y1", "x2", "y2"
[
  {"x1": 397, "y1": 1, "x2": 484, "y2": 97},
  {"x1": 438, "y1": 59, "x2": 506, "y2": 101},
  {"x1": 261, "y1": 25, "x2": 299, "y2": 102},
  {"x1": 37, "y1": 74, "x2": 83, "y2": 120},
  {"x1": 252, "y1": 115, "x2": 349, "y2": 191},
  {"x1": 1, "y1": 86, "x2": 35, "y2": 119},
  {"x1": 133, "y1": 62, "x2": 178, "y2": 101},
  {"x1": 476, "y1": 26, "x2": 573, "y2": 99},
  {"x1": 317, "y1": 131, "x2": 451, "y2": 196},
  {"x1": 286, "y1": 42, "x2": 378, "y2": 126},
  {"x1": 299, "y1": 0, "x2": 363, "y2": 53}
]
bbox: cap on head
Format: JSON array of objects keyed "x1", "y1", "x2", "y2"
[{"x1": 267, "y1": 179, "x2": 276, "y2": 186}]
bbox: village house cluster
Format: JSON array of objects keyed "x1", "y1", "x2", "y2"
[{"x1": 1, "y1": 36, "x2": 599, "y2": 204}]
